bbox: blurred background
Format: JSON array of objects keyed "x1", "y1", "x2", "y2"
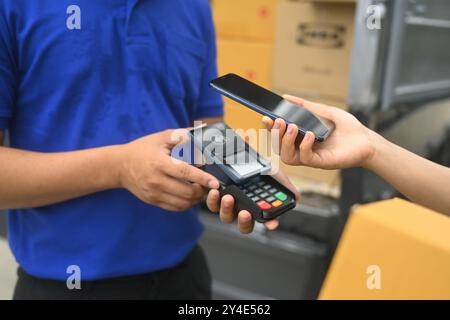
[
  {"x1": 1, "y1": 0, "x2": 450, "y2": 299},
  {"x1": 198, "y1": 0, "x2": 450, "y2": 299}
]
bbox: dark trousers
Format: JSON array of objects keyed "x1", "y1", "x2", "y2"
[{"x1": 13, "y1": 245, "x2": 211, "y2": 300}]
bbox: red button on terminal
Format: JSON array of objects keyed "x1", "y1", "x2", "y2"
[{"x1": 257, "y1": 200, "x2": 272, "y2": 211}]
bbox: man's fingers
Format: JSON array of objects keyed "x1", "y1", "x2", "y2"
[
  {"x1": 283, "y1": 94, "x2": 334, "y2": 121},
  {"x1": 280, "y1": 123, "x2": 299, "y2": 164},
  {"x1": 219, "y1": 194, "x2": 235, "y2": 224},
  {"x1": 264, "y1": 219, "x2": 279, "y2": 231},
  {"x1": 159, "y1": 177, "x2": 204, "y2": 201},
  {"x1": 152, "y1": 192, "x2": 198, "y2": 212},
  {"x1": 206, "y1": 189, "x2": 221, "y2": 213},
  {"x1": 237, "y1": 211, "x2": 254, "y2": 234},
  {"x1": 166, "y1": 161, "x2": 219, "y2": 189},
  {"x1": 159, "y1": 128, "x2": 191, "y2": 148}
]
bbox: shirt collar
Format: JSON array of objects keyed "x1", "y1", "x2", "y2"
[{"x1": 126, "y1": 0, "x2": 140, "y2": 27}]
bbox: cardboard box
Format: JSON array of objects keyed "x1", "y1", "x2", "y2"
[
  {"x1": 320, "y1": 199, "x2": 450, "y2": 299},
  {"x1": 273, "y1": 87, "x2": 349, "y2": 110},
  {"x1": 273, "y1": 0, "x2": 355, "y2": 102},
  {"x1": 217, "y1": 39, "x2": 273, "y2": 130},
  {"x1": 212, "y1": 0, "x2": 279, "y2": 41},
  {"x1": 280, "y1": 163, "x2": 341, "y2": 198},
  {"x1": 217, "y1": 39, "x2": 273, "y2": 88},
  {"x1": 301, "y1": 0, "x2": 355, "y2": 2}
]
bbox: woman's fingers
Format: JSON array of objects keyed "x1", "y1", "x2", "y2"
[
  {"x1": 281, "y1": 124, "x2": 299, "y2": 164},
  {"x1": 271, "y1": 118, "x2": 287, "y2": 155},
  {"x1": 263, "y1": 116, "x2": 287, "y2": 156},
  {"x1": 262, "y1": 116, "x2": 273, "y2": 130},
  {"x1": 283, "y1": 94, "x2": 334, "y2": 121},
  {"x1": 298, "y1": 131, "x2": 322, "y2": 167}
]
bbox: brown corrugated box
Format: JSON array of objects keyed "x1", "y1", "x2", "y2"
[
  {"x1": 272, "y1": 0, "x2": 356, "y2": 102},
  {"x1": 217, "y1": 39, "x2": 273, "y2": 131},
  {"x1": 212, "y1": 0, "x2": 279, "y2": 41}
]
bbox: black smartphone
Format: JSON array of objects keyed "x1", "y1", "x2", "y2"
[{"x1": 209, "y1": 73, "x2": 334, "y2": 142}]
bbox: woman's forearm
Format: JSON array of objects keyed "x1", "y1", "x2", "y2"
[{"x1": 366, "y1": 131, "x2": 450, "y2": 216}]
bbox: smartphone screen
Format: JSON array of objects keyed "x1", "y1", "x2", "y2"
[{"x1": 210, "y1": 73, "x2": 334, "y2": 141}]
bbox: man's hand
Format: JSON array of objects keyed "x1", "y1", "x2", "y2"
[
  {"x1": 206, "y1": 170, "x2": 300, "y2": 234},
  {"x1": 118, "y1": 129, "x2": 219, "y2": 212},
  {"x1": 263, "y1": 95, "x2": 376, "y2": 170}
]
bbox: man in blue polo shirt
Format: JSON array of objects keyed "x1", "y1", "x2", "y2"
[
  {"x1": 0, "y1": 0, "x2": 299, "y2": 299},
  {"x1": 0, "y1": 0, "x2": 243, "y2": 300}
]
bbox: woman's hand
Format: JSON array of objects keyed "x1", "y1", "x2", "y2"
[
  {"x1": 263, "y1": 94, "x2": 378, "y2": 170},
  {"x1": 262, "y1": 95, "x2": 450, "y2": 216}
]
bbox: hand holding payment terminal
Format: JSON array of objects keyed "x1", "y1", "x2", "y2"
[{"x1": 189, "y1": 122, "x2": 296, "y2": 222}]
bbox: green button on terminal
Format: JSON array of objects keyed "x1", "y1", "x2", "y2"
[{"x1": 275, "y1": 192, "x2": 287, "y2": 201}]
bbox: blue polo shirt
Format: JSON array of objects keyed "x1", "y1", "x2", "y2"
[{"x1": 0, "y1": 0, "x2": 223, "y2": 280}]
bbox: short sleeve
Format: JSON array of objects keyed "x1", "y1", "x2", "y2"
[
  {"x1": 194, "y1": 5, "x2": 224, "y2": 120},
  {"x1": 0, "y1": 8, "x2": 17, "y2": 129}
]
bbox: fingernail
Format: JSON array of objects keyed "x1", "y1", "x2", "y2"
[
  {"x1": 287, "y1": 126, "x2": 294, "y2": 135},
  {"x1": 241, "y1": 212, "x2": 251, "y2": 222},
  {"x1": 210, "y1": 190, "x2": 219, "y2": 198},
  {"x1": 306, "y1": 132, "x2": 312, "y2": 141},
  {"x1": 208, "y1": 180, "x2": 219, "y2": 189},
  {"x1": 273, "y1": 121, "x2": 280, "y2": 129}
]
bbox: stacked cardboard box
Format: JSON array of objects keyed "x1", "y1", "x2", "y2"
[
  {"x1": 272, "y1": 0, "x2": 355, "y2": 103},
  {"x1": 272, "y1": 0, "x2": 355, "y2": 196},
  {"x1": 211, "y1": 0, "x2": 356, "y2": 196},
  {"x1": 211, "y1": 0, "x2": 278, "y2": 131}
]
